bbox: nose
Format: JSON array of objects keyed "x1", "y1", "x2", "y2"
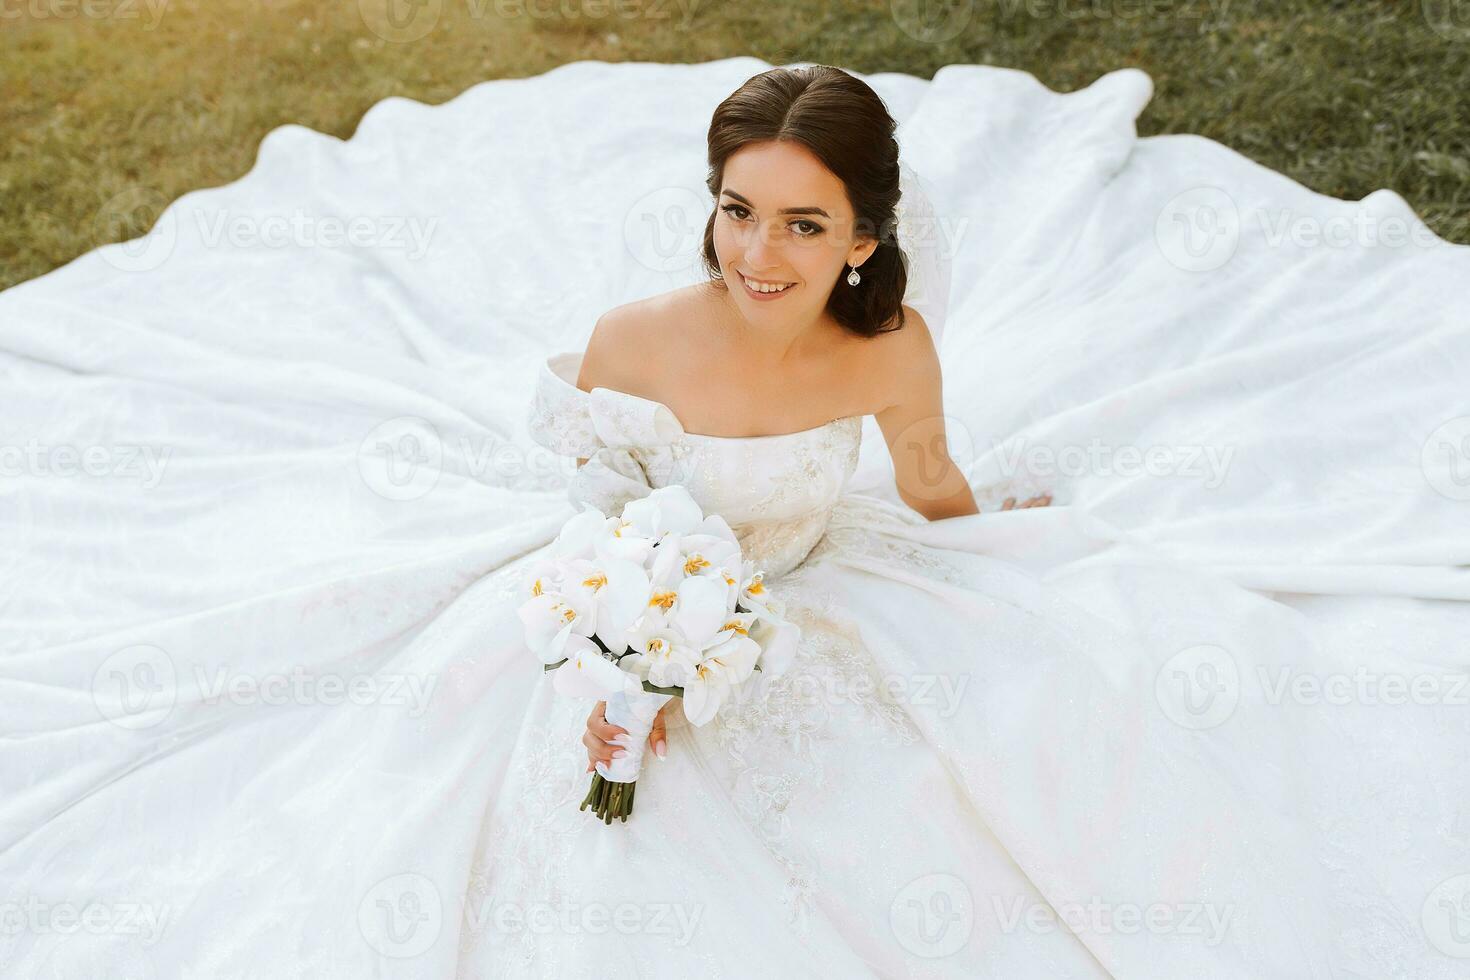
[{"x1": 744, "y1": 222, "x2": 781, "y2": 272}]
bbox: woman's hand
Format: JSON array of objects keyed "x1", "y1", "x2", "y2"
[
  {"x1": 1000, "y1": 492, "x2": 1052, "y2": 510},
  {"x1": 583, "y1": 699, "x2": 671, "y2": 773}
]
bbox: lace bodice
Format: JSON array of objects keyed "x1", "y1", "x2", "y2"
[{"x1": 527, "y1": 352, "x2": 863, "y2": 579}]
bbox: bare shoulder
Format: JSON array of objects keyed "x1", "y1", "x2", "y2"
[
  {"x1": 858, "y1": 304, "x2": 942, "y2": 415},
  {"x1": 576, "y1": 286, "x2": 702, "y2": 393}
]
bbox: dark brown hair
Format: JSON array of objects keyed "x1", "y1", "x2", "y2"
[{"x1": 700, "y1": 65, "x2": 907, "y2": 338}]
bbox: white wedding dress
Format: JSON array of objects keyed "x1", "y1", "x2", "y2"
[
  {"x1": 463, "y1": 352, "x2": 1124, "y2": 977},
  {"x1": 2, "y1": 56, "x2": 1467, "y2": 980}
]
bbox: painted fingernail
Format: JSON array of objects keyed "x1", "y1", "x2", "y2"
[
  {"x1": 655, "y1": 740, "x2": 667, "y2": 759},
  {"x1": 612, "y1": 750, "x2": 627, "y2": 759}
]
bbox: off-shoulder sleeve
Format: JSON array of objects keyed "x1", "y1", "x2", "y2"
[
  {"x1": 525, "y1": 349, "x2": 685, "y2": 516},
  {"x1": 527, "y1": 352, "x2": 601, "y2": 458}
]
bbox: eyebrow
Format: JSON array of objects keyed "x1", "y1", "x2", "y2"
[{"x1": 720, "y1": 189, "x2": 831, "y2": 218}]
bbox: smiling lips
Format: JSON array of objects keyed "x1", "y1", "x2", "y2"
[{"x1": 739, "y1": 272, "x2": 795, "y2": 295}]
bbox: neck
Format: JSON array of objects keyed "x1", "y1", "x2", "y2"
[{"x1": 713, "y1": 282, "x2": 833, "y2": 365}]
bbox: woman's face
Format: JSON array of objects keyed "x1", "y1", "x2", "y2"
[{"x1": 712, "y1": 140, "x2": 877, "y2": 327}]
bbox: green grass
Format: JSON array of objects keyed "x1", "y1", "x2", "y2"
[{"x1": 2, "y1": 0, "x2": 1466, "y2": 291}]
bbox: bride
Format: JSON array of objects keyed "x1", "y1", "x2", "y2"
[
  {"x1": 480, "y1": 65, "x2": 1079, "y2": 976},
  {"x1": 4, "y1": 59, "x2": 1464, "y2": 980}
]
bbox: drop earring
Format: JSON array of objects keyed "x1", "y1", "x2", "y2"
[{"x1": 846, "y1": 264, "x2": 861, "y2": 286}]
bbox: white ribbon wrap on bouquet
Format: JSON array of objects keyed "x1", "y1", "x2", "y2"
[{"x1": 596, "y1": 688, "x2": 674, "y2": 783}]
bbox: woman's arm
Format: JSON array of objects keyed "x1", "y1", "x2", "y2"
[
  {"x1": 872, "y1": 309, "x2": 1053, "y2": 519},
  {"x1": 873, "y1": 310, "x2": 981, "y2": 521}
]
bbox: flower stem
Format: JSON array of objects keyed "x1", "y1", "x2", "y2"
[{"x1": 578, "y1": 772, "x2": 641, "y2": 824}]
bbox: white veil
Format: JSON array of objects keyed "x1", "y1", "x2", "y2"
[{"x1": 894, "y1": 159, "x2": 953, "y2": 350}]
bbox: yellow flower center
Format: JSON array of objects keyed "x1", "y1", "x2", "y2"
[
  {"x1": 582, "y1": 572, "x2": 607, "y2": 591},
  {"x1": 684, "y1": 554, "x2": 711, "y2": 575},
  {"x1": 649, "y1": 590, "x2": 677, "y2": 611}
]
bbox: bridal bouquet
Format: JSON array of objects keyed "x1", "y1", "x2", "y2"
[{"x1": 517, "y1": 485, "x2": 799, "y2": 824}]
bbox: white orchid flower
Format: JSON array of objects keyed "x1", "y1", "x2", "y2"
[
  {"x1": 750, "y1": 615, "x2": 801, "y2": 678},
  {"x1": 737, "y1": 562, "x2": 786, "y2": 620},
  {"x1": 648, "y1": 534, "x2": 739, "y2": 593},
  {"x1": 679, "y1": 531, "x2": 742, "y2": 578},
  {"x1": 671, "y1": 573, "x2": 732, "y2": 649},
  {"x1": 700, "y1": 511, "x2": 740, "y2": 545},
  {"x1": 713, "y1": 610, "x2": 758, "y2": 643},
  {"x1": 622, "y1": 614, "x2": 702, "y2": 689},
  {"x1": 683, "y1": 633, "x2": 762, "y2": 726},
  {"x1": 552, "y1": 633, "x2": 641, "y2": 699},
  {"x1": 622, "y1": 484, "x2": 705, "y2": 540},
  {"x1": 705, "y1": 631, "x2": 762, "y2": 685},
  {"x1": 517, "y1": 591, "x2": 588, "y2": 663},
  {"x1": 521, "y1": 557, "x2": 565, "y2": 604},
  {"x1": 647, "y1": 531, "x2": 686, "y2": 587},
  {"x1": 554, "y1": 506, "x2": 612, "y2": 559},
  {"x1": 595, "y1": 515, "x2": 657, "y2": 565},
  {"x1": 714, "y1": 564, "x2": 745, "y2": 614},
  {"x1": 558, "y1": 556, "x2": 650, "y2": 656}
]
